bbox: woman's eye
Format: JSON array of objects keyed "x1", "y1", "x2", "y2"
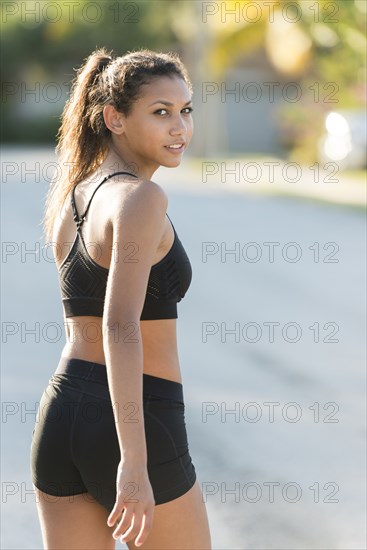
[{"x1": 154, "y1": 107, "x2": 194, "y2": 116}]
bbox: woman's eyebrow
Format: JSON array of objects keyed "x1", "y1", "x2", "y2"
[{"x1": 149, "y1": 99, "x2": 193, "y2": 107}]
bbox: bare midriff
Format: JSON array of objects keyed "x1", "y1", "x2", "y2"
[{"x1": 61, "y1": 316, "x2": 182, "y2": 383}]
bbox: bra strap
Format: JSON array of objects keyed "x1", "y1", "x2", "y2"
[
  {"x1": 165, "y1": 211, "x2": 175, "y2": 232},
  {"x1": 71, "y1": 171, "x2": 138, "y2": 230}
]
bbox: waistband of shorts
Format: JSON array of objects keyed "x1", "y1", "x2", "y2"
[{"x1": 54, "y1": 356, "x2": 184, "y2": 401}]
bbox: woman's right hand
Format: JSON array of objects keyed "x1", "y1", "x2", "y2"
[{"x1": 107, "y1": 460, "x2": 155, "y2": 547}]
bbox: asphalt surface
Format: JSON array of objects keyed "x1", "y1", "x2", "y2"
[{"x1": 1, "y1": 147, "x2": 366, "y2": 549}]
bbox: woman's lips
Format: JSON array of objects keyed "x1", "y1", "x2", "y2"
[{"x1": 164, "y1": 144, "x2": 185, "y2": 153}]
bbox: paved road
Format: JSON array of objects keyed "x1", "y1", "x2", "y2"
[{"x1": 1, "y1": 147, "x2": 366, "y2": 549}]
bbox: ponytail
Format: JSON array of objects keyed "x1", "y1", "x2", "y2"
[
  {"x1": 43, "y1": 47, "x2": 113, "y2": 242},
  {"x1": 56, "y1": 47, "x2": 113, "y2": 183}
]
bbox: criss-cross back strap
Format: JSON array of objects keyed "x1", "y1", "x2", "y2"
[{"x1": 71, "y1": 171, "x2": 138, "y2": 230}]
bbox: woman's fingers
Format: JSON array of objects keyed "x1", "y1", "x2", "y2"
[
  {"x1": 107, "y1": 463, "x2": 156, "y2": 543},
  {"x1": 107, "y1": 501, "x2": 125, "y2": 527},
  {"x1": 119, "y1": 513, "x2": 140, "y2": 543},
  {"x1": 112, "y1": 507, "x2": 134, "y2": 540},
  {"x1": 114, "y1": 509, "x2": 153, "y2": 546},
  {"x1": 134, "y1": 511, "x2": 154, "y2": 547}
]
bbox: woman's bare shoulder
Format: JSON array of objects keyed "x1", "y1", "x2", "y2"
[{"x1": 106, "y1": 175, "x2": 168, "y2": 221}]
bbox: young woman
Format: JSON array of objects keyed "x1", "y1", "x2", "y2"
[{"x1": 30, "y1": 47, "x2": 212, "y2": 549}]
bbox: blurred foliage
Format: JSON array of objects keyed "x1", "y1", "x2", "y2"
[
  {"x1": 201, "y1": 0, "x2": 366, "y2": 162},
  {"x1": 1, "y1": 0, "x2": 366, "y2": 163},
  {"x1": 0, "y1": 0, "x2": 185, "y2": 142}
]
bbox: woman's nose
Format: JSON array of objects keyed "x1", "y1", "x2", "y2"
[{"x1": 170, "y1": 115, "x2": 186, "y2": 134}]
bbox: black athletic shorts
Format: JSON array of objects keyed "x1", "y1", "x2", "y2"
[{"x1": 30, "y1": 357, "x2": 196, "y2": 513}]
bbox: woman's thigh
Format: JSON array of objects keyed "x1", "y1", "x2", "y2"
[
  {"x1": 127, "y1": 478, "x2": 212, "y2": 550},
  {"x1": 34, "y1": 487, "x2": 116, "y2": 549},
  {"x1": 35, "y1": 478, "x2": 211, "y2": 550}
]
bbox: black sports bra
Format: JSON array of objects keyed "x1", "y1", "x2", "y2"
[{"x1": 58, "y1": 172, "x2": 192, "y2": 320}]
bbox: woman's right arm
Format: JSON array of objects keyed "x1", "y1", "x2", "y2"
[{"x1": 102, "y1": 180, "x2": 168, "y2": 545}]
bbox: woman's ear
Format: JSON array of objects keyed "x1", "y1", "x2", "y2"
[{"x1": 103, "y1": 105, "x2": 125, "y2": 135}]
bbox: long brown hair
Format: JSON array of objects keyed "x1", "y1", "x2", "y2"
[{"x1": 43, "y1": 46, "x2": 193, "y2": 242}]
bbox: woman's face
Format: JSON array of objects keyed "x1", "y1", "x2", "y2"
[{"x1": 108, "y1": 75, "x2": 194, "y2": 180}]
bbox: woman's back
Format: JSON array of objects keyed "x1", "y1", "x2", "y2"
[{"x1": 53, "y1": 155, "x2": 190, "y2": 382}]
